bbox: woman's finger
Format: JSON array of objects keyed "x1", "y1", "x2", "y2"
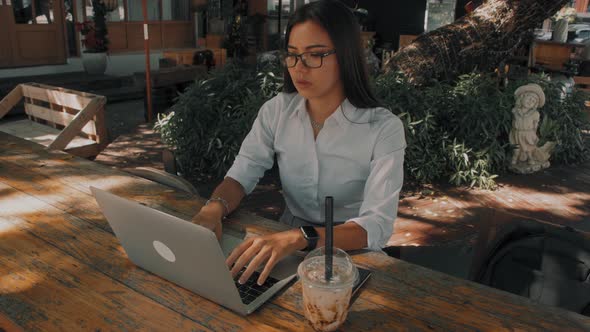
[
  {"x1": 239, "y1": 247, "x2": 271, "y2": 284},
  {"x1": 225, "y1": 238, "x2": 252, "y2": 268},
  {"x1": 230, "y1": 240, "x2": 263, "y2": 278},
  {"x1": 257, "y1": 253, "x2": 279, "y2": 286}
]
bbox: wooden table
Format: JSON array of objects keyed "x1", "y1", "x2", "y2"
[{"x1": 1, "y1": 131, "x2": 589, "y2": 331}]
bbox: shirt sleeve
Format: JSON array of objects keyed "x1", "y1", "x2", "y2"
[
  {"x1": 347, "y1": 115, "x2": 406, "y2": 250},
  {"x1": 225, "y1": 98, "x2": 277, "y2": 194}
]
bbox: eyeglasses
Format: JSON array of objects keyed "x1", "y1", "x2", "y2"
[{"x1": 282, "y1": 50, "x2": 336, "y2": 68}]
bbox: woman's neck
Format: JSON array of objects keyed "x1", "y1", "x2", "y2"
[{"x1": 306, "y1": 92, "x2": 346, "y2": 123}]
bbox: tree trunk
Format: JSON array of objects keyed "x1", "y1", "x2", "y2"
[{"x1": 384, "y1": 0, "x2": 570, "y2": 85}]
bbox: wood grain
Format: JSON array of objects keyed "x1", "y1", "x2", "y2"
[
  {"x1": 21, "y1": 84, "x2": 96, "y2": 110},
  {"x1": 2, "y1": 132, "x2": 590, "y2": 331},
  {"x1": 0, "y1": 217, "x2": 209, "y2": 331},
  {"x1": 49, "y1": 97, "x2": 106, "y2": 151},
  {"x1": 0, "y1": 84, "x2": 23, "y2": 119},
  {"x1": 0, "y1": 183, "x2": 304, "y2": 331},
  {"x1": 0, "y1": 312, "x2": 24, "y2": 332},
  {"x1": 23, "y1": 103, "x2": 98, "y2": 136}
]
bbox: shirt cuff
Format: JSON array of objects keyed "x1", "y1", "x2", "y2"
[
  {"x1": 346, "y1": 214, "x2": 393, "y2": 251},
  {"x1": 225, "y1": 159, "x2": 258, "y2": 194}
]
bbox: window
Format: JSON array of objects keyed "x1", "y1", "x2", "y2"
[
  {"x1": 127, "y1": 0, "x2": 159, "y2": 21},
  {"x1": 161, "y1": 0, "x2": 190, "y2": 21},
  {"x1": 13, "y1": 0, "x2": 54, "y2": 24},
  {"x1": 105, "y1": 0, "x2": 125, "y2": 22},
  {"x1": 267, "y1": 0, "x2": 292, "y2": 49},
  {"x1": 85, "y1": 0, "x2": 191, "y2": 23},
  {"x1": 425, "y1": 0, "x2": 457, "y2": 32},
  {"x1": 266, "y1": 0, "x2": 311, "y2": 49}
]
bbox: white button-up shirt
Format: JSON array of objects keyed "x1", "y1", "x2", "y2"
[{"x1": 226, "y1": 92, "x2": 406, "y2": 250}]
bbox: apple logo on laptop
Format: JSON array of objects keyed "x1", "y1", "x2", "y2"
[{"x1": 153, "y1": 240, "x2": 176, "y2": 262}]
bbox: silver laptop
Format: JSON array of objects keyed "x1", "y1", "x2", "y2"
[{"x1": 90, "y1": 187, "x2": 301, "y2": 315}]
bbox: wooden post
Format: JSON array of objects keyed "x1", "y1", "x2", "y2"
[
  {"x1": 162, "y1": 148, "x2": 178, "y2": 175},
  {"x1": 143, "y1": 0, "x2": 153, "y2": 123},
  {"x1": 278, "y1": 0, "x2": 282, "y2": 37},
  {"x1": 0, "y1": 84, "x2": 23, "y2": 119},
  {"x1": 48, "y1": 97, "x2": 106, "y2": 151}
]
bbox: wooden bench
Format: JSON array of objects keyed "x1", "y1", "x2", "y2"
[
  {"x1": 574, "y1": 76, "x2": 590, "y2": 93},
  {"x1": 0, "y1": 83, "x2": 108, "y2": 158},
  {"x1": 573, "y1": 76, "x2": 590, "y2": 122},
  {"x1": 574, "y1": 76, "x2": 590, "y2": 110}
]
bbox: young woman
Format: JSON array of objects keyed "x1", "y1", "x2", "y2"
[{"x1": 192, "y1": 0, "x2": 406, "y2": 285}]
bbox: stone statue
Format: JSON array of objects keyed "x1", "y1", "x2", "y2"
[{"x1": 509, "y1": 83, "x2": 556, "y2": 174}]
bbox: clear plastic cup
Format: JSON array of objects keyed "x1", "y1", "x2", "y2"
[{"x1": 297, "y1": 247, "x2": 359, "y2": 332}]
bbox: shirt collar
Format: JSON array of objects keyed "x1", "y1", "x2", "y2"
[{"x1": 293, "y1": 94, "x2": 362, "y2": 129}]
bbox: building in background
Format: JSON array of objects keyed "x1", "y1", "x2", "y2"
[{"x1": 0, "y1": 0, "x2": 195, "y2": 78}]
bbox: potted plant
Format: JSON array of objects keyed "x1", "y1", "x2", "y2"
[{"x1": 76, "y1": 0, "x2": 109, "y2": 74}]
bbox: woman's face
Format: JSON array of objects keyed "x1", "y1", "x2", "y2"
[{"x1": 286, "y1": 20, "x2": 343, "y2": 102}]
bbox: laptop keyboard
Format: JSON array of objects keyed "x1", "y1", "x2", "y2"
[{"x1": 234, "y1": 268, "x2": 279, "y2": 305}]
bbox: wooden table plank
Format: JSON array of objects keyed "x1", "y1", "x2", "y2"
[
  {"x1": 0, "y1": 171, "x2": 449, "y2": 331},
  {"x1": 0, "y1": 133, "x2": 203, "y2": 224},
  {"x1": 2, "y1": 132, "x2": 590, "y2": 331},
  {"x1": 0, "y1": 182, "x2": 303, "y2": 332},
  {"x1": 4, "y1": 134, "x2": 458, "y2": 325},
  {"x1": 0, "y1": 312, "x2": 24, "y2": 332},
  {"x1": 0, "y1": 218, "x2": 209, "y2": 331},
  {"x1": 352, "y1": 252, "x2": 590, "y2": 331},
  {"x1": 0, "y1": 182, "x2": 481, "y2": 331},
  {"x1": 0, "y1": 137, "x2": 288, "y2": 238}
]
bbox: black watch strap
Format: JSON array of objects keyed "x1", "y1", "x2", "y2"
[{"x1": 300, "y1": 226, "x2": 319, "y2": 251}]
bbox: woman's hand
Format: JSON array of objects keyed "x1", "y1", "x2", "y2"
[
  {"x1": 226, "y1": 229, "x2": 307, "y2": 285},
  {"x1": 191, "y1": 207, "x2": 223, "y2": 241}
]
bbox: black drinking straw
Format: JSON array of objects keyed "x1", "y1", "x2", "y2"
[{"x1": 325, "y1": 196, "x2": 334, "y2": 281}]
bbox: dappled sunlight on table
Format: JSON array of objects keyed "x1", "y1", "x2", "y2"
[{"x1": 0, "y1": 271, "x2": 43, "y2": 295}]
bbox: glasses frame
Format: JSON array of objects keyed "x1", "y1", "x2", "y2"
[{"x1": 282, "y1": 49, "x2": 337, "y2": 68}]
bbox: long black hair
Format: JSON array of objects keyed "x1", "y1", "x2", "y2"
[{"x1": 283, "y1": 0, "x2": 380, "y2": 109}]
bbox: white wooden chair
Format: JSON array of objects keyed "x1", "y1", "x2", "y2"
[{"x1": 0, "y1": 83, "x2": 108, "y2": 158}]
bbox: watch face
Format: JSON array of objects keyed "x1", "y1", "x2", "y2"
[{"x1": 301, "y1": 226, "x2": 319, "y2": 239}]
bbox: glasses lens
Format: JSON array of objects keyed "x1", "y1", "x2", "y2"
[
  {"x1": 303, "y1": 53, "x2": 322, "y2": 68},
  {"x1": 283, "y1": 54, "x2": 297, "y2": 67}
]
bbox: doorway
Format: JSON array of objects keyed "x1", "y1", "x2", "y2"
[{"x1": 0, "y1": 0, "x2": 67, "y2": 68}]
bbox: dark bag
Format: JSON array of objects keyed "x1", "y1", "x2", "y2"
[{"x1": 471, "y1": 219, "x2": 590, "y2": 316}]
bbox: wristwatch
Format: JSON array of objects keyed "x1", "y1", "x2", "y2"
[{"x1": 299, "y1": 226, "x2": 319, "y2": 251}]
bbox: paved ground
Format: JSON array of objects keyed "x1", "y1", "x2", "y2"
[{"x1": 104, "y1": 100, "x2": 146, "y2": 143}]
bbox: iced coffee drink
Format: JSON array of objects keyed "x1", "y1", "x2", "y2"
[{"x1": 298, "y1": 247, "x2": 358, "y2": 332}]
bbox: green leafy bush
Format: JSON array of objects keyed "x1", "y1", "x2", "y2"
[
  {"x1": 375, "y1": 72, "x2": 589, "y2": 189},
  {"x1": 156, "y1": 63, "x2": 589, "y2": 189},
  {"x1": 154, "y1": 61, "x2": 283, "y2": 179}
]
